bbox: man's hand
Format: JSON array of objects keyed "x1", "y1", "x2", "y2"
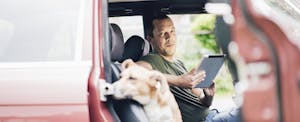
[
  {"x1": 200, "y1": 82, "x2": 215, "y2": 107},
  {"x1": 203, "y1": 82, "x2": 215, "y2": 97},
  {"x1": 191, "y1": 82, "x2": 215, "y2": 98},
  {"x1": 176, "y1": 68, "x2": 206, "y2": 88}
]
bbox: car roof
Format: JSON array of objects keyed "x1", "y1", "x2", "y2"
[
  {"x1": 108, "y1": 0, "x2": 208, "y2": 17},
  {"x1": 109, "y1": 0, "x2": 155, "y2": 3}
]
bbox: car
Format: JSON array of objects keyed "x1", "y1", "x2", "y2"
[{"x1": 0, "y1": 0, "x2": 299, "y2": 121}]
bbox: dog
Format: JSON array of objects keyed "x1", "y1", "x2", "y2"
[{"x1": 112, "y1": 59, "x2": 182, "y2": 122}]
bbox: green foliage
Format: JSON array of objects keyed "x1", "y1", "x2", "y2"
[
  {"x1": 214, "y1": 66, "x2": 235, "y2": 96},
  {"x1": 191, "y1": 14, "x2": 216, "y2": 31},
  {"x1": 191, "y1": 14, "x2": 219, "y2": 54},
  {"x1": 191, "y1": 14, "x2": 233, "y2": 95}
]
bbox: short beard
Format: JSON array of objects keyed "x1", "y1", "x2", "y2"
[{"x1": 162, "y1": 49, "x2": 175, "y2": 57}]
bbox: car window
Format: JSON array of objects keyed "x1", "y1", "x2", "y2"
[
  {"x1": 109, "y1": 16, "x2": 144, "y2": 42},
  {"x1": 0, "y1": 0, "x2": 82, "y2": 62},
  {"x1": 168, "y1": 14, "x2": 217, "y2": 68}
]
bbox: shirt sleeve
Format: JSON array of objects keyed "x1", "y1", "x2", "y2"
[{"x1": 139, "y1": 54, "x2": 161, "y2": 70}]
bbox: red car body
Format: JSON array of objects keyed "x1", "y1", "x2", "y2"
[
  {"x1": 0, "y1": 0, "x2": 299, "y2": 122},
  {"x1": 232, "y1": 0, "x2": 300, "y2": 121}
]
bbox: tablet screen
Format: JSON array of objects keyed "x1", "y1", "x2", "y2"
[{"x1": 195, "y1": 54, "x2": 225, "y2": 88}]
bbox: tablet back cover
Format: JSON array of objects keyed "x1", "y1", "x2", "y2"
[{"x1": 196, "y1": 55, "x2": 225, "y2": 88}]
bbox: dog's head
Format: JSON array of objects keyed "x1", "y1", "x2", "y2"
[{"x1": 112, "y1": 59, "x2": 169, "y2": 105}]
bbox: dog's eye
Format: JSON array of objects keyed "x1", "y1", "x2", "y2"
[{"x1": 129, "y1": 76, "x2": 136, "y2": 80}]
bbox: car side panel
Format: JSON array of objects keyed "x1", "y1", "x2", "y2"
[{"x1": 0, "y1": 62, "x2": 91, "y2": 121}]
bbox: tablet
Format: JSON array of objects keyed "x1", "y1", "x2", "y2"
[{"x1": 195, "y1": 54, "x2": 226, "y2": 88}]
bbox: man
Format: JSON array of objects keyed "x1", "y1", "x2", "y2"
[{"x1": 137, "y1": 14, "x2": 215, "y2": 122}]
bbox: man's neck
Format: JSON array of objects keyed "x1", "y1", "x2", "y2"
[{"x1": 160, "y1": 54, "x2": 174, "y2": 62}]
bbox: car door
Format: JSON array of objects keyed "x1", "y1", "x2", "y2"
[
  {"x1": 231, "y1": 0, "x2": 300, "y2": 121},
  {"x1": 0, "y1": 0, "x2": 93, "y2": 121}
]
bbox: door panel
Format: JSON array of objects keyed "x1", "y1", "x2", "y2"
[{"x1": 0, "y1": 61, "x2": 91, "y2": 121}]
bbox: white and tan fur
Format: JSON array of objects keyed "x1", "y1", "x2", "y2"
[{"x1": 112, "y1": 59, "x2": 182, "y2": 122}]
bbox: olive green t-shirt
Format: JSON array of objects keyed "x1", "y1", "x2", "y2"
[{"x1": 139, "y1": 53, "x2": 209, "y2": 122}]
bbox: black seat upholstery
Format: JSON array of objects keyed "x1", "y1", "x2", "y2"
[
  {"x1": 110, "y1": 23, "x2": 124, "y2": 63},
  {"x1": 106, "y1": 23, "x2": 124, "y2": 122},
  {"x1": 122, "y1": 35, "x2": 150, "y2": 62},
  {"x1": 109, "y1": 23, "x2": 124, "y2": 82},
  {"x1": 108, "y1": 24, "x2": 148, "y2": 122}
]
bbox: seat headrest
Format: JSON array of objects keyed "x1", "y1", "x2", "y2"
[
  {"x1": 122, "y1": 35, "x2": 149, "y2": 62},
  {"x1": 110, "y1": 23, "x2": 124, "y2": 62},
  {"x1": 142, "y1": 38, "x2": 150, "y2": 56}
]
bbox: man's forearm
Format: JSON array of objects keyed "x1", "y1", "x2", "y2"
[
  {"x1": 166, "y1": 75, "x2": 214, "y2": 106},
  {"x1": 200, "y1": 91, "x2": 214, "y2": 107},
  {"x1": 164, "y1": 73, "x2": 214, "y2": 106},
  {"x1": 192, "y1": 88, "x2": 213, "y2": 107},
  {"x1": 164, "y1": 74, "x2": 181, "y2": 86}
]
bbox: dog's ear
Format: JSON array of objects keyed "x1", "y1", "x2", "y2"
[
  {"x1": 122, "y1": 59, "x2": 136, "y2": 69},
  {"x1": 149, "y1": 71, "x2": 168, "y2": 93}
]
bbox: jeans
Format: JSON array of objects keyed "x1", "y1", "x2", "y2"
[{"x1": 205, "y1": 107, "x2": 241, "y2": 122}]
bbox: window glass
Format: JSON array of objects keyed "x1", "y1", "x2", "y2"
[
  {"x1": 109, "y1": 16, "x2": 144, "y2": 42},
  {"x1": 0, "y1": 0, "x2": 82, "y2": 62},
  {"x1": 169, "y1": 14, "x2": 219, "y2": 69}
]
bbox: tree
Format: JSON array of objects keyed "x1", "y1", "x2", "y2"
[{"x1": 191, "y1": 14, "x2": 219, "y2": 54}]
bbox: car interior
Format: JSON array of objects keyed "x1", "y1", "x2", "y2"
[
  {"x1": 106, "y1": 0, "x2": 300, "y2": 121},
  {"x1": 105, "y1": 0, "x2": 238, "y2": 121},
  {"x1": 0, "y1": 0, "x2": 299, "y2": 121},
  {"x1": 102, "y1": 0, "x2": 300, "y2": 120}
]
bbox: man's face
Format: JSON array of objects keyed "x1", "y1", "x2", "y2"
[{"x1": 150, "y1": 18, "x2": 177, "y2": 57}]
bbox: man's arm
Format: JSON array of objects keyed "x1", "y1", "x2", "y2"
[
  {"x1": 192, "y1": 82, "x2": 215, "y2": 107},
  {"x1": 136, "y1": 61, "x2": 152, "y2": 70},
  {"x1": 137, "y1": 60, "x2": 215, "y2": 106},
  {"x1": 136, "y1": 61, "x2": 206, "y2": 88},
  {"x1": 136, "y1": 61, "x2": 184, "y2": 86}
]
